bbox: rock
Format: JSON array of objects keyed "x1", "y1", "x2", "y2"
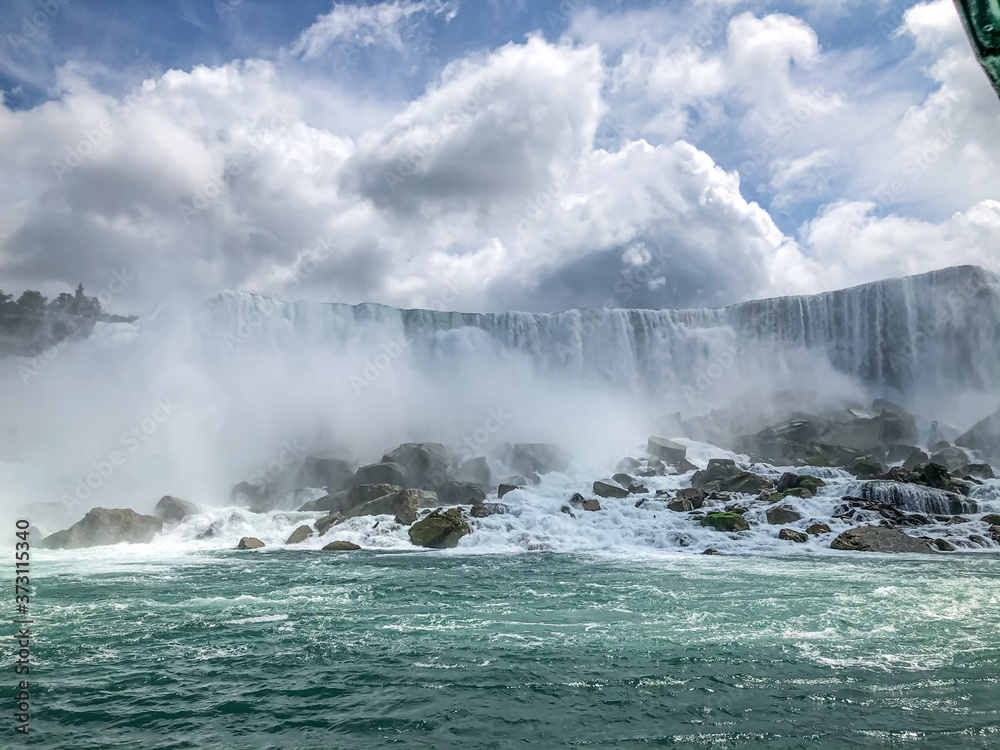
[
  {"x1": 691, "y1": 459, "x2": 772, "y2": 495},
  {"x1": 506, "y1": 443, "x2": 569, "y2": 476},
  {"x1": 616, "y1": 457, "x2": 641, "y2": 473},
  {"x1": 857, "y1": 480, "x2": 975, "y2": 515},
  {"x1": 806, "y1": 523, "x2": 832, "y2": 535},
  {"x1": 408, "y1": 508, "x2": 471, "y2": 548},
  {"x1": 933, "y1": 538, "x2": 956, "y2": 551},
  {"x1": 231, "y1": 481, "x2": 275, "y2": 512},
  {"x1": 436, "y1": 480, "x2": 486, "y2": 506},
  {"x1": 830, "y1": 526, "x2": 933, "y2": 553},
  {"x1": 569, "y1": 495, "x2": 601, "y2": 512},
  {"x1": 850, "y1": 457, "x2": 883, "y2": 480},
  {"x1": 41, "y1": 508, "x2": 164, "y2": 550},
  {"x1": 961, "y1": 463, "x2": 995, "y2": 480},
  {"x1": 154, "y1": 495, "x2": 198, "y2": 523},
  {"x1": 981, "y1": 513, "x2": 1000, "y2": 525},
  {"x1": 778, "y1": 529, "x2": 808, "y2": 543},
  {"x1": 484, "y1": 502, "x2": 510, "y2": 515},
  {"x1": 285, "y1": 525, "x2": 312, "y2": 544},
  {"x1": 456, "y1": 456, "x2": 491, "y2": 487},
  {"x1": 497, "y1": 483, "x2": 519, "y2": 499},
  {"x1": 834, "y1": 496, "x2": 932, "y2": 527},
  {"x1": 647, "y1": 436, "x2": 687, "y2": 464},
  {"x1": 929, "y1": 445, "x2": 970, "y2": 472},
  {"x1": 906, "y1": 462, "x2": 953, "y2": 492},
  {"x1": 347, "y1": 484, "x2": 402, "y2": 509},
  {"x1": 353, "y1": 461, "x2": 408, "y2": 488},
  {"x1": 667, "y1": 497, "x2": 693, "y2": 512},
  {"x1": 315, "y1": 512, "x2": 342, "y2": 536},
  {"x1": 612, "y1": 472, "x2": 633, "y2": 488},
  {"x1": 676, "y1": 488, "x2": 706, "y2": 507},
  {"x1": 297, "y1": 490, "x2": 350, "y2": 513},
  {"x1": 945, "y1": 515, "x2": 970, "y2": 525},
  {"x1": 700, "y1": 511, "x2": 750, "y2": 532},
  {"x1": 955, "y1": 406, "x2": 1000, "y2": 464},
  {"x1": 766, "y1": 506, "x2": 802, "y2": 525},
  {"x1": 989, "y1": 525, "x2": 1000, "y2": 541},
  {"x1": 344, "y1": 488, "x2": 422, "y2": 525},
  {"x1": 237, "y1": 536, "x2": 265, "y2": 550},
  {"x1": 593, "y1": 480, "x2": 629, "y2": 499},
  {"x1": 702, "y1": 548, "x2": 720, "y2": 555},
  {"x1": 322, "y1": 540, "x2": 361, "y2": 551},
  {"x1": 381, "y1": 442, "x2": 451, "y2": 490},
  {"x1": 469, "y1": 504, "x2": 490, "y2": 518},
  {"x1": 302, "y1": 455, "x2": 355, "y2": 491},
  {"x1": 887, "y1": 444, "x2": 920, "y2": 463},
  {"x1": 775, "y1": 473, "x2": 826, "y2": 494},
  {"x1": 902, "y1": 449, "x2": 930, "y2": 471}
]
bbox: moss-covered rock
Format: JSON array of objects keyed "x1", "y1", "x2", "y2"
[
  {"x1": 700, "y1": 511, "x2": 750, "y2": 532},
  {"x1": 408, "y1": 508, "x2": 471, "y2": 548}
]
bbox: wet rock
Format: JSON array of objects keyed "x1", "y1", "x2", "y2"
[
  {"x1": 778, "y1": 529, "x2": 808, "y2": 543},
  {"x1": 237, "y1": 536, "x2": 265, "y2": 550},
  {"x1": 929, "y1": 445, "x2": 970, "y2": 473},
  {"x1": 933, "y1": 538, "x2": 956, "y2": 551},
  {"x1": 353, "y1": 461, "x2": 408, "y2": 488},
  {"x1": 497, "y1": 483, "x2": 519, "y2": 499},
  {"x1": 902, "y1": 449, "x2": 930, "y2": 472},
  {"x1": 830, "y1": 526, "x2": 933, "y2": 553},
  {"x1": 41, "y1": 508, "x2": 164, "y2": 550},
  {"x1": 646, "y1": 436, "x2": 687, "y2": 466},
  {"x1": 593, "y1": 480, "x2": 629, "y2": 499},
  {"x1": 692, "y1": 459, "x2": 772, "y2": 495},
  {"x1": 577, "y1": 498, "x2": 601, "y2": 512},
  {"x1": 322, "y1": 540, "x2": 360, "y2": 551},
  {"x1": 775, "y1": 473, "x2": 826, "y2": 494},
  {"x1": 616, "y1": 457, "x2": 641, "y2": 473},
  {"x1": 981, "y1": 513, "x2": 1000, "y2": 526},
  {"x1": 437, "y1": 480, "x2": 486, "y2": 506},
  {"x1": 469, "y1": 504, "x2": 491, "y2": 518},
  {"x1": 285, "y1": 525, "x2": 312, "y2": 544},
  {"x1": 962, "y1": 463, "x2": 996, "y2": 480},
  {"x1": 667, "y1": 497, "x2": 693, "y2": 512},
  {"x1": 703, "y1": 548, "x2": 720, "y2": 555},
  {"x1": 834, "y1": 496, "x2": 931, "y2": 527},
  {"x1": 456, "y1": 456, "x2": 492, "y2": 487},
  {"x1": 955, "y1": 407, "x2": 1000, "y2": 465},
  {"x1": 408, "y1": 508, "x2": 471, "y2": 548},
  {"x1": 945, "y1": 515, "x2": 970, "y2": 525},
  {"x1": 344, "y1": 488, "x2": 422, "y2": 525},
  {"x1": 315, "y1": 512, "x2": 342, "y2": 536},
  {"x1": 347, "y1": 484, "x2": 402, "y2": 508},
  {"x1": 155, "y1": 495, "x2": 198, "y2": 523},
  {"x1": 766, "y1": 505, "x2": 802, "y2": 525},
  {"x1": 700, "y1": 511, "x2": 750, "y2": 532},
  {"x1": 887, "y1": 444, "x2": 920, "y2": 463},
  {"x1": 675, "y1": 488, "x2": 706, "y2": 508},
  {"x1": 806, "y1": 523, "x2": 832, "y2": 535},
  {"x1": 381, "y1": 442, "x2": 451, "y2": 490},
  {"x1": 484, "y1": 503, "x2": 510, "y2": 515},
  {"x1": 850, "y1": 457, "x2": 884, "y2": 480}
]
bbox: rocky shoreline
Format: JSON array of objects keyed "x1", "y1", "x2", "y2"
[{"x1": 38, "y1": 399, "x2": 1000, "y2": 556}]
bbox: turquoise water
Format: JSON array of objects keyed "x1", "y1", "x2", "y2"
[{"x1": 27, "y1": 550, "x2": 1000, "y2": 749}]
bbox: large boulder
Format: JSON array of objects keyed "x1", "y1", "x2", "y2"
[
  {"x1": 766, "y1": 505, "x2": 802, "y2": 525},
  {"x1": 353, "y1": 461, "x2": 408, "y2": 488},
  {"x1": 929, "y1": 445, "x2": 970, "y2": 473},
  {"x1": 381, "y1": 443, "x2": 451, "y2": 490},
  {"x1": 436, "y1": 480, "x2": 486, "y2": 506},
  {"x1": 315, "y1": 512, "x2": 342, "y2": 536},
  {"x1": 154, "y1": 495, "x2": 198, "y2": 523},
  {"x1": 455, "y1": 456, "x2": 492, "y2": 487},
  {"x1": 302, "y1": 455, "x2": 355, "y2": 491},
  {"x1": 231, "y1": 481, "x2": 277, "y2": 512},
  {"x1": 237, "y1": 537, "x2": 265, "y2": 550},
  {"x1": 645, "y1": 437, "x2": 695, "y2": 471},
  {"x1": 344, "y1": 488, "x2": 421, "y2": 525},
  {"x1": 593, "y1": 480, "x2": 629, "y2": 499},
  {"x1": 322, "y1": 540, "x2": 361, "y2": 551},
  {"x1": 408, "y1": 508, "x2": 471, "y2": 548},
  {"x1": 700, "y1": 511, "x2": 750, "y2": 532},
  {"x1": 41, "y1": 508, "x2": 163, "y2": 550},
  {"x1": 830, "y1": 526, "x2": 933, "y2": 553},
  {"x1": 778, "y1": 529, "x2": 808, "y2": 543},
  {"x1": 285, "y1": 525, "x2": 312, "y2": 544},
  {"x1": 691, "y1": 459, "x2": 772, "y2": 495},
  {"x1": 506, "y1": 443, "x2": 569, "y2": 477},
  {"x1": 956, "y1": 407, "x2": 1000, "y2": 464},
  {"x1": 347, "y1": 484, "x2": 402, "y2": 509}
]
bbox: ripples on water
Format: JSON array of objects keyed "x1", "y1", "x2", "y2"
[{"x1": 27, "y1": 550, "x2": 1000, "y2": 749}]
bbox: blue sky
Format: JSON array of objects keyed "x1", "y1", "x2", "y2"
[{"x1": 0, "y1": 0, "x2": 997, "y2": 313}]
